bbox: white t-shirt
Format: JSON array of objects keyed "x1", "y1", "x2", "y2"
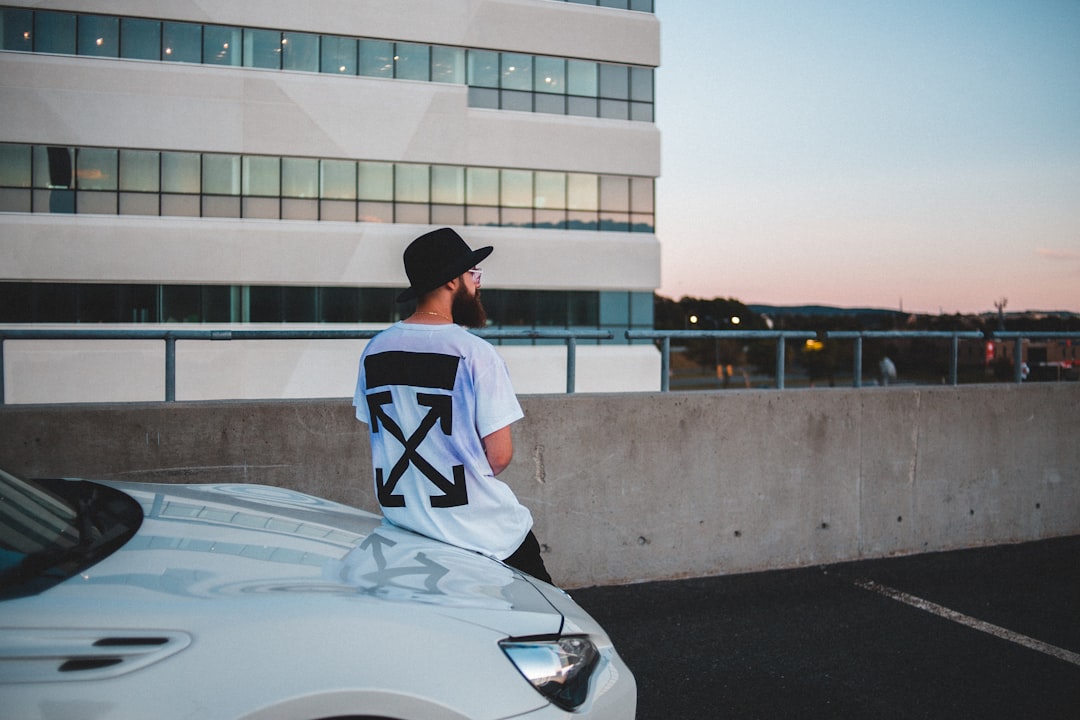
[{"x1": 353, "y1": 322, "x2": 531, "y2": 559}]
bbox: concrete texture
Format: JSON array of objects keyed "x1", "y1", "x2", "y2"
[{"x1": 1, "y1": 383, "x2": 1077, "y2": 588}]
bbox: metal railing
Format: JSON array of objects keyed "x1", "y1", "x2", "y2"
[
  {"x1": 2, "y1": 327, "x2": 1076, "y2": 403},
  {"x1": 825, "y1": 331, "x2": 984, "y2": 387},
  {"x1": 625, "y1": 330, "x2": 818, "y2": 391},
  {"x1": 0, "y1": 327, "x2": 613, "y2": 403}
]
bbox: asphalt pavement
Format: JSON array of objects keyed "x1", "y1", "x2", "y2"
[{"x1": 572, "y1": 535, "x2": 1080, "y2": 720}]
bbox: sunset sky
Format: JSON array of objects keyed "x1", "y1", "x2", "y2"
[{"x1": 654, "y1": 1, "x2": 1080, "y2": 314}]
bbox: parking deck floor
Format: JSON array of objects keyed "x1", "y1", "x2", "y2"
[{"x1": 572, "y1": 535, "x2": 1080, "y2": 719}]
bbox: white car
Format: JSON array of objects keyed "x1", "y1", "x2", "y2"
[{"x1": 0, "y1": 470, "x2": 636, "y2": 719}]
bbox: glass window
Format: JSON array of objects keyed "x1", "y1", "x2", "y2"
[
  {"x1": 242, "y1": 156, "x2": 280, "y2": 197},
  {"x1": 630, "y1": 177, "x2": 654, "y2": 213},
  {"x1": 394, "y1": 164, "x2": 429, "y2": 203},
  {"x1": 202, "y1": 154, "x2": 240, "y2": 195},
  {"x1": 431, "y1": 46, "x2": 465, "y2": 84},
  {"x1": 467, "y1": 49, "x2": 499, "y2": 88},
  {"x1": 282, "y1": 157, "x2": 318, "y2": 198},
  {"x1": 599, "y1": 99, "x2": 629, "y2": 120},
  {"x1": 536, "y1": 292, "x2": 569, "y2": 327},
  {"x1": 567, "y1": 59, "x2": 597, "y2": 97},
  {"x1": 320, "y1": 287, "x2": 359, "y2": 323},
  {"x1": 431, "y1": 165, "x2": 465, "y2": 204},
  {"x1": 466, "y1": 167, "x2": 499, "y2": 206},
  {"x1": 599, "y1": 0, "x2": 629, "y2": 9},
  {"x1": 630, "y1": 291, "x2": 654, "y2": 327},
  {"x1": 534, "y1": 171, "x2": 566, "y2": 209},
  {"x1": 283, "y1": 286, "x2": 317, "y2": 322},
  {"x1": 321, "y1": 35, "x2": 356, "y2": 74},
  {"x1": 534, "y1": 56, "x2": 565, "y2": 94},
  {"x1": 35, "y1": 283, "x2": 77, "y2": 322},
  {"x1": 161, "y1": 151, "x2": 200, "y2": 193},
  {"x1": 630, "y1": 102, "x2": 653, "y2": 122},
  {"x1": 630, "y1": 0, "x2": 654, "y2": 11},
  {"x1": 568, "y1": 291, "x2": 599, "y2": 327},
  {"x1": 630, "y1": 66, "x2": 653, "y2": 102},
  {"x1": 501, "y1": 170, "x2": 532, "y2": 208},
  {"x1": 244, "y1": 28, "x2": 282, "y2": 69},
  {"x1": 0, "y1": 144, "x2": 32, "y2": 187},
  {"x1": 282, "y1": 32, "x2": 318, "y2": 71},
  {"x1": 358, "y1": 161, "x2": 393, "y2": 201},
  {"x1": 535, "y1": 94, "x2": 566, "y2": 115},
  {"x1": 567, "y1": 173, "x2": 598, "y2": 211},
  {"x1": 119, "y1": 150, "x2": 159, "y2": 192},
  {"x1": 599, "y1": 63, "x2": 629, "y2": 100},
  {"x1": 204, "y1": 25, "x2": 240, "y2": 66},
  {"x1": 77, "y1": 15, "x2": 118, "y2": 58},
  {"x1": 358, "y1": 39, "x2": 393, "y2": 78},
  {"x1": 395, "y1": 42, "x2": 429, "y2": 81},
  {"x1": 600, "y1": 175, "x2": 630, "y2": 212},
  {"x1": 501, "y1": 53, "x2": 532, "y2": 91},
  {"x1": 162, "y1": 286, "x2": 200, "y2": 322},
  {"x1": 120, "y1": 18, "x2": 160, "y2": 60},
  {"x1": 34, "y1": 146, "x2": 72, "y2": 188},
  {"x1": 1, "y1": 9, "x2": 33, "y2": 52},
  {"x1": 599, "y1": 291, "x2": 630, "y2": 326},
  {"x1": 467, "y1": 87, "x2": 499, "y2": 109},
  {"x1": 76, "y1": 148, "x2": 117, "y2": 190},
  {"x1": 321, "y1": 159, "x2": 356, "y2": 199},
  {"x1": 501, "y1": 90, "x2": 532, "y2": 112},
  {"x1": 34, "y1": 11, "x2": 76, "y2": 55},
  {"x1": 162, "y1": 21, "x2": 201, "y2": 63}
]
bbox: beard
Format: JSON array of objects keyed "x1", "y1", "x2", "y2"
[{"x1": 451, "y1": 283, "x2": 488, "y2": 329}]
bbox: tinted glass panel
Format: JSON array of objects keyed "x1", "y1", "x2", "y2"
[
  {"x1": 467, "y1": 168, "x2": 499, "y2": 206},
  {"x1": 77, "y1": 15, "x2": 118, "y2": 57},
  {"x1": 501, "y1": 170, "x2": 532, "y2": 208},
  {"x1": 394, "y1": 164, "x2": 429, "y2": 203},
  {"x1": 501, "y1": 53, "x2": 532, "y2": 91},
  {"x1": 321, "y1": 160, "x2": 356, "y2": 199},
  {"x1": 120, "y1": 18, "x2": 160, "y2": 60},
  {"x1": 395, "y1": 42, "x2": 429, "y2": 81},
  {"x1": 1, "y1": 9, "x2": 33, "y2": 51},
  {"x1": 431, "y1": 165, "x2": 465, "y2": 204},
  {"x1": 242, "y1": 156, "x2": 280, "y2": 196},
  {"x1": 0, "y1": 144, "x2": 31, "y2": 187},
  {"x1": 567, "y1": 60, "x2": 597, "y2": 97},
  {"x1": 599, "y1": 63, "x2": 629, "y2": 100},
  {"x1": 34, "y1": 146, "x2": 72, "y2": 188},
  {"x1": 534, "y1": 56, "x2": 565, "y2": 94},
  {"x1": 467, "y1": 50, "x2": 499, "y2": 88},
  {"x1": 358, "y1": 39, "x2": 393, "y2": 77},
  {"x1": 630, "y1": 66, "x2": 653, "y2": 101},
  {"x1": 204, "y1": 25, "x2": 240, "y2": 66},
  {"x1": 202, "y1": 154, "x2": 240, "y2": 195},
  {"x1": 567, "y1": 173, "x2": 598, "y2": 211},
  {"x1": 282, "y1": 32, "x2": 318, "y2": 71},
  {"x1": 76, "y1": 148, "x2": 117, "y2": 190},
  {"x1": 244, "y1": 28, "x2": 281, "y2": 69},
  {"x1": 34, "y1": 11, "x2": 76, "y2": 54},
  {"x1": 431, "y1": 46, "x2": 465, "y2": 84},
  {"x1": 321, "y1": 35, "x2": 356, "y2": 74},
  {"x1": 630, "y1": 177, "x2": 654, "y2": 213},
  {"x1": 119, "y1": 150, "x2": 159, "y2": 192},
  {"x1": 282, "y1": 157, "x2": 318, "y2": 197},
  {"x1": 161, "y1": 152, "x2": 200, "y2": 193},
  {"x1": 163, "y1": 22, "x2": 201, "y2": 63},
  {"x1": 358, "y1": 162, "x2": 393, "y2": 201},
  {"x1": 535, "y1": 172, "x2": 566, "y2": 210}
]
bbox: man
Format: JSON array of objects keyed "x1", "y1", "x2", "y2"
[{"x1": 352, "y1": 227, "x2": 551, "y2": 583}]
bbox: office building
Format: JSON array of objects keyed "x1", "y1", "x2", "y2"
[{"x1": 0, "y1": 0, "x2": 661, "y2": 401}]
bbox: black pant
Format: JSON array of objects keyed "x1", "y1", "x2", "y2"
[{"x1": 503, "y1": 530, "x2": 553, "y2": 584}]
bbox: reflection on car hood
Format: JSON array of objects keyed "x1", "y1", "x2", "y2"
[{"x1": 39, "y1": 480, "x2": 563, "y2": 633}]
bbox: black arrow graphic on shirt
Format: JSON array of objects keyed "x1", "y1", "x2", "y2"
[{"x1": 367, "y1": 391, "x2": 468, "y2": 508}]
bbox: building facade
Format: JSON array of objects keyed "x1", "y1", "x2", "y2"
[{"x1": 0, "y1": 0, "x2": 661, "y2": 400}]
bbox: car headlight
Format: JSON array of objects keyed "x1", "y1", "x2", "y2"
[{"x1": 499, "y1": 635, "x2": 600, "y2": 711}]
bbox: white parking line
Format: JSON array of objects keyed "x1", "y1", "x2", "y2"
[{"x1": 855, "y1": 578, "x2": 1080, "y2": 668}]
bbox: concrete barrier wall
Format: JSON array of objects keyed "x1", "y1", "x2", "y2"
[{"x1": 2, "y1": 383, "x2": 1077, "y2": 588}]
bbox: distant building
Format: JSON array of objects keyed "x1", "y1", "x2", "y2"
[{"x1": 0, "y1": 0, "x2": 661, "y2": 401}]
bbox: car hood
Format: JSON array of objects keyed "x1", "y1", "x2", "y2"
[{"x1": 11, "y1": 480, "x2": 565, "y2": 635}]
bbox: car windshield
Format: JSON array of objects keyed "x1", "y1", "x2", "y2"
[{"x1": 0, "y1": 470, "x2": 143, "y2": 600}]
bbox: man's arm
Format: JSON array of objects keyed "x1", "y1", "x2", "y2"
[{"x1": 481, "y1": 425, "x2": 514, "y2": 475}]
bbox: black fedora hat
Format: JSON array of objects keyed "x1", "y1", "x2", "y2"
[{"x1": 397, "y1": 227, "x2": 493, "y2": 302}]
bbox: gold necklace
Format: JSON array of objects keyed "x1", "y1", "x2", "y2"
[{"x1": 413, "y1": 310, "x2": 454, "y2": 323}]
